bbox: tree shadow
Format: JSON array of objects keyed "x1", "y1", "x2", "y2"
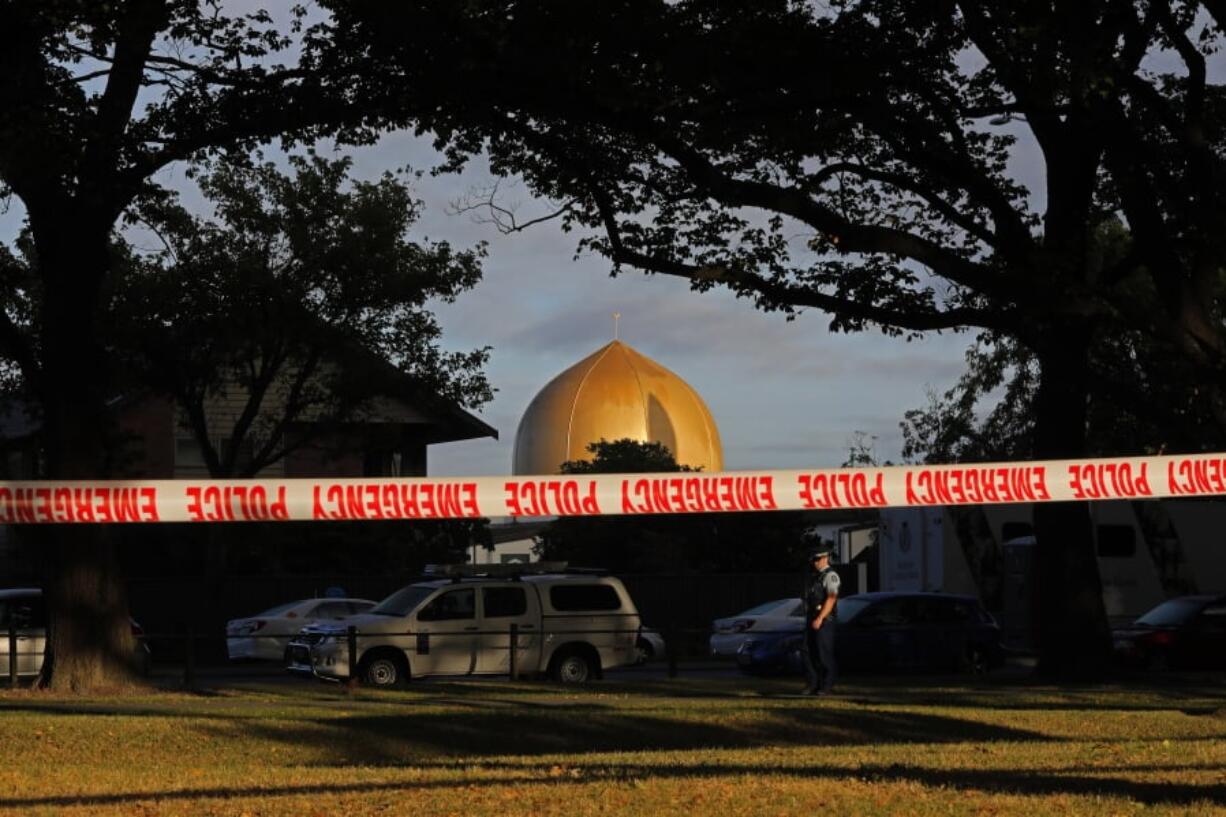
[
  {"x1": 2, "y1": 756, "x2": 1222, "y2": 812},
  {"x1": 217, "y1": 704, "x2": 1047, "y2": 767}
]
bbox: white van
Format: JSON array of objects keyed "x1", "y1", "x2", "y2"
[{"x1": 288, "y1": 572, "x2": 641, "y2": 686}]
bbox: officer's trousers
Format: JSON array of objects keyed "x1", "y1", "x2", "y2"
[{"x1": 803, "y1": 620, "x2": 837, "y2": 693}]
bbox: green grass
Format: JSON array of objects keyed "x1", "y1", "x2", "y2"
[{"x1": 2, "y1": 674, "x2": 1225, "y2": 816}]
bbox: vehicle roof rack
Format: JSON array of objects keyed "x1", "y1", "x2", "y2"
[
  {"x1": 420, "y1": 562, "x2": 609, "y2": 581},
  {"x1": 422, "y1": 561, "x2": 567, "y2": 580}
]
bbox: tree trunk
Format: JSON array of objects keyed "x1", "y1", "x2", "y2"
[
  {"x1": 1031, "y1": 325, "x2": 1112, "y2": 679},
  {"x1": 36, "y1": 227, "x2": 139, "y2": 691}
]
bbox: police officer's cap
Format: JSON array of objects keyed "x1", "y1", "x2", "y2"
[{"x1": 807, "y1": 545, "x2": 833, "y2": 561}]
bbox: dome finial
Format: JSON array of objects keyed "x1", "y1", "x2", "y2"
[{"x1": 612, "y1": 312, "x2": 621, "y2": 340}]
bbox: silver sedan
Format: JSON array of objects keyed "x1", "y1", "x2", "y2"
[{"x1": 709, "y1": 598, "x2": 805, "y2": 656}]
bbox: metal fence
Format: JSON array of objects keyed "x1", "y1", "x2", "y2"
[
  {"x1": 121, "y1": 571, "x2": 834, "y2": 661},
  {"x1": 4, "y1": 622, "x2": 808, "y2": 689}
]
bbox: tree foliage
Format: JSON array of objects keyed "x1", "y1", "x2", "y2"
[
  {"x1": 0, "y1": 1, "x2": 415, "y2": 689},
  {"x1": 116, "y1": 152, "x2": 491, "y2": 477}
]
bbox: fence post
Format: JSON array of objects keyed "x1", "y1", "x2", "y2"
[
  {"x1": 666, "y1": 610, "x2": 679, "y2": 679},
  {"x1": 508, "y1": 622, "x2": 518, "y2": 681},
  {"x1": 183, "y1": 623, "x2": 196, "y2": 690},
  {"x1": 8, "y1": 623, "x2": 17, "y2": 686},
  {"x1": 347, "y1": 626, "x2": 358, "y2": 685}
]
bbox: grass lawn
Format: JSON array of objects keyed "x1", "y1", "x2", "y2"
[{"x1": 2, "y1": 673, "x2": 1225, "y2": 816}]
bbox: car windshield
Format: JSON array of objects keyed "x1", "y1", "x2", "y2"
[
  {"x1": 1135, "y1": 598, "x2": 1203, "y2": 627},
  {"x1": 257, "y1": 601, "x2": 301, "y2": 617},
  {"x1": 739, "y1": 599, "x2": 792, "y2": 617},
  {"x1": 836, "y1": 598, "x2": 874, "y2": 622},
  {"x1": 369, "y1": 585, "x2": 437, "y2": 617}
]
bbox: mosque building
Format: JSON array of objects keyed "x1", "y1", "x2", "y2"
[{"x1": 512, "y1": 337, "x2": 723, "y2": 475}]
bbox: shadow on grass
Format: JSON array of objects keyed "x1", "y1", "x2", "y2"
[
  {"x1": 215, "y1": 704, "x2": 1047, "y2": 766},
  {"x1": 2, "y1": 757, "x2": 1223, "y2": 811}
]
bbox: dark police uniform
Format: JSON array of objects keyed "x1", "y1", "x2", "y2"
[{"x1": 803, "y1": 551, "x2": 841, "y2": 695}]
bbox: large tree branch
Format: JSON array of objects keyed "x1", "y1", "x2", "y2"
[
  {"x1": 244, "y1": 348, "x2": 327, "y2": 477},
  {"x1": 223, "y1": 344, "x2": 290, "y2": 475},
  {"x1": 590, "y1": 187, "x2": 1004, "y2": 334},
  {"x1": 81, "y1": 0, "x2": 167, "y2": 206},
  {"x1": 955, "y1": 2, "x2": 1063, "y2": 151},
  {"x1": 650, "y1": 133, "x2": 1022, "y2": 304},
  {"x1": 814, "y1": 162, "x2": 999, "y2": 249},
  {"x1": 116, "y1": 79, "x2": 360, "y2": 196},
  {"x1": 0, "y1": 310, "x2": 40, "y2": 394}
]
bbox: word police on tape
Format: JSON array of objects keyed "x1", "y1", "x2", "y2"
[{"x1": 0, "y1": 453, "x2": 1222, "y2": 524}]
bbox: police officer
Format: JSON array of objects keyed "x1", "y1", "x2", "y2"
[{"x1": 803, "y1": 542, "x2": 840, "y2": 696}]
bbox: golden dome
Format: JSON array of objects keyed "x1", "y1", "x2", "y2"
[{"x1": 512, "y1": 340, "x2": 723, "y2": 474}]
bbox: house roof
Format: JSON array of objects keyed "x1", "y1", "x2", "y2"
[
  {"x1": 0, "y1": 363, "x2": 498, "y2": 448},
  {"x1": 333, "y1": 344, "x2": 497, "y2": 445}
]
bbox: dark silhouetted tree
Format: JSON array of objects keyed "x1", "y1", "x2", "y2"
[
  {"x1": 0, "y1": 2, "x2": 399, "y2": 689},
  {"x1": 118, "y1": 152, "x2": 491, "y2": 478}
]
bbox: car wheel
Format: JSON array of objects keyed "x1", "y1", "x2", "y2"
[
  {"x1": 962, "y1": 646, "x2": 989, "y2": 675},
  {"x1": 1147, "y1": 650, "x2": 1170, "y2": 672},
  {"x1": 361, "y1": 652, "x2": 407, "y2": 688},
  {"x1": 551, "y1": 651, "x2": 594, "y2": 683},
  {"x1": 634, "y1": 638, "x2": 654, "y2": 665}
]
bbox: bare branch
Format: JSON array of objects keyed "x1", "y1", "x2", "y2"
[{"x1": 449, "y1": 180, "x2": 576, "y2": 234}]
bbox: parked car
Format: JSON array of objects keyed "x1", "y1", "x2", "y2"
[
  {"x1": 226, "y1": 597, "x2": 376, "y2": 661},
  {"x1": 635, "y1": 627, "x2": 666, "y2": 664},
  {"x1": 0, "y1": 588, "x2": 151, "y2": 678},
  {"x1": 289, "y1": 571, "x2": 642, "y2": 686},
  {"x1": 709, "y1": 597, "x2": 805, "y2": 657},
  {"x1": 736, "y1": 592, "x2": 1004, "y2": 675},
  {"x1": 1112, "y1": 595, "x2": 1226, "y2": 670}
]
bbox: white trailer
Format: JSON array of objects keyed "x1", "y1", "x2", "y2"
[{"x1": 877, "y1": 500, "x2": 1226, "y2": 646}]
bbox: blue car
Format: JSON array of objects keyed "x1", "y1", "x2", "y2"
[{"x1": 736, "y1": 592, "x2": 1004, "y2": 675}]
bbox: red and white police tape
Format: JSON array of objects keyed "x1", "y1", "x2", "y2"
[{"x1": 0, "y1": 452, "x2": 1222, "y2": 524}]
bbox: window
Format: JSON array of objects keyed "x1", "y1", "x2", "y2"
[
  {"x1": 311, "y1": 602, "x2": 351, "y2": 619},
  {"x1": 1135, "y1": 598, "x2": 1202, "y2": 627},
  {"x1": 922, "y1": 599, "x2": 983, "y2": 623},
  {"x1": 0, "y1": 596, "x2": 45, "y2": 629},
  {"x1": 175, "y1": 438, "x2": 208, "y2": 468},
  {"x1": 370, "y1": 586, "x2": 435, "y2": 617},
  {"x1": 1001, "y1": 522, "x2": 1033, "y2": 542},
  {"x1": 1097, "y1": 525, "x2": 1136, "y2": 557},
  {"x1": 836, "y1": 597, "x2": 874, "y2": 623},
  {"x1": 483, "y1": 587, "x2": 528, "y2": 618},
  {"x1": 418, "y1": 589, "x2": 476, "y2": 621},
  {"x1": 858, "y1": 598, "x2": 915, "y2": 627},
  {"x1": 549, "y1": 584, "x2": 622, "y2": 612},
  {"x1": 257, "y1": 601, "x2": 302, "y2": 617},
  {"x1": 1197, "y1": 605, "x2": 1226, "y2": 632},
  {"x1": 738, "y1": 599, "x2": 795, "y2": 617}
]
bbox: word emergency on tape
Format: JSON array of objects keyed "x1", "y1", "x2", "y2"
[{"x1": 1, "y1": 453, "x2": 1224, "y2": 524}]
